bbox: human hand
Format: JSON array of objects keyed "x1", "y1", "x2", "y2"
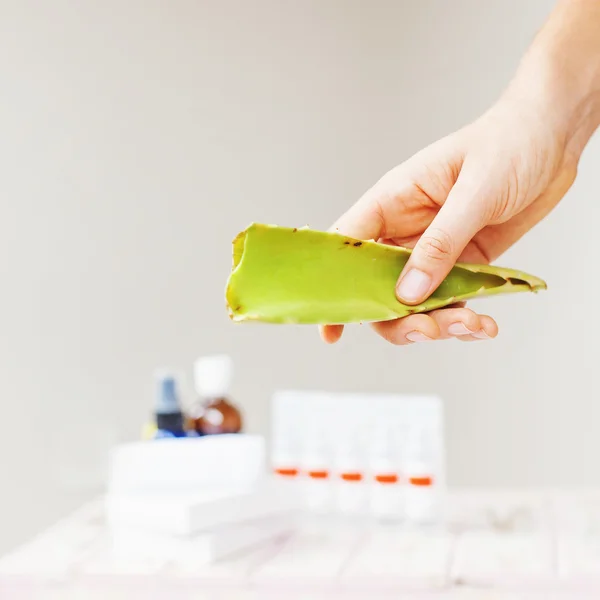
[{"x1": 320, "y1": 30, "x2": 600, "y2": 346}]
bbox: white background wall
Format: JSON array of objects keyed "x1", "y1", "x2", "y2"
[{"x1": 1, "y1": 0, "x2": 597, "y2": 554}]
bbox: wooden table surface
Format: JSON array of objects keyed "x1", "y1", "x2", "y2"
[{"x1": 2, "y1": 488, "x2": 600, "y2": 599}]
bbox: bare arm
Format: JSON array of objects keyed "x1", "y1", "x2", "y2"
[
  {"x1": 321, "y1": 0, "x2": 600, "y2": 346},
  {"x1": 507, "y1": 0, "x2": 600, "y2": 159}
]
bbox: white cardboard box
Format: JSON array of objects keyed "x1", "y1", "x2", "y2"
[
  {"x1": 107, "y1": 434, "x2": 266, "y2": 495},
  {"x1": 106, "y1": 480, "x2": 299, "y2": 537},
  {"x1": 107, "y1": 514, "x2": 293, "y2": 566}
]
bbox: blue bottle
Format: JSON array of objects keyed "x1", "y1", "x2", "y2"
[{"x1": 153, "y1": 371, "x2": 191, "y2": 439}]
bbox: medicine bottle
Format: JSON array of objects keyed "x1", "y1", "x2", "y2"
[{"x1": 190, "y1": 354, "x2": 243, "y2": 435}]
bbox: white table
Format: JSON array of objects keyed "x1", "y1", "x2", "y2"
[{"x1": 2, "y1": 488, "x2": 600, "y2": 599}]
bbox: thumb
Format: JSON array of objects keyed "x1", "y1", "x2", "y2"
[{"x1": 395, "y1": 173, "x2": 490, "y2": 305}]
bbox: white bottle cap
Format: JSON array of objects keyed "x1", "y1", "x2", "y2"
[{"x1": 193, "y1": 354, "x2": 233, "y2": 398}]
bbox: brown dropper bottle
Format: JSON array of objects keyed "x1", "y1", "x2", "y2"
[{"x1": 190, "y1": 354, "x2": 243, "y2": 435}]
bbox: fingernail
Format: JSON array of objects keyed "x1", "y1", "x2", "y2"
[
  {"x1": 472, "y1": 329, "x2": 491, "y2": 339},
  {"x1": 397, "y1": 269, "x2": 431, "y2": 303},
  {"x1": 448, "y1": 322, "x2": 475, "y2": 336},
  {"x1": 406, "y1": 331, "x2": 433, "y2": 343}
]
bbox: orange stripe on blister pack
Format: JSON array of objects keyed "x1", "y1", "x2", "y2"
[
  {"x1": 340, "y1": 472, "x2": 363, "y2": 482},
  {"x1": 308, "y1": 470, "x2": 329, "y2": 479},
  {"x1": 409, "y1": 476, "x2": 433, "y2": 486},
  {"x1": 274, "y1": 467, "x2": 298, "y2": 477}
]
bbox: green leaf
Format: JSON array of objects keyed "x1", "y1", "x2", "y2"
[{"x1": 225, "y1": 223, "x2": 547, "y2": 325}]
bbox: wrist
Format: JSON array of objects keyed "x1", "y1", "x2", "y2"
[
  {"x1": 506, "y1": 0, "x2": 600, "y2": 159},
  {"x1": 524, "y1": 53, "x2": 600, "y2": 159}
]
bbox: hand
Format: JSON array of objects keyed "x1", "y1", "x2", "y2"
[{"x1": 320, "y1": 62, "x2": 597, "y2": 345}]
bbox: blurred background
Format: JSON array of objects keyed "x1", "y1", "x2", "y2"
[{"x1": 0, "y1": 0, "x2": 596, "y2": 556}]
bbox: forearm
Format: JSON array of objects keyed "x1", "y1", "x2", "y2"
[{"x1": 505, "y1": 0, "x2": 600, "y2": 158}]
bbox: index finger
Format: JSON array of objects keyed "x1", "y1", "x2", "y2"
[{"x1": 330, "y1": 191, "x2": 387, "y2": 240}]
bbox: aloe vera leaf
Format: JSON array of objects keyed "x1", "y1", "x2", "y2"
[{"x1": 225, "y1": 223, "x2": 547, "y2": 325}]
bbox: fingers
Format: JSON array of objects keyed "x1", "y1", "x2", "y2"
[
  {"x1": 370, "y1": 307, "x2": 498, "y2": 345},
  {"x1": 371, "y1": 314, "x2": 440, "y2": 345},
  {"x1": 318, "y1": 302, "x2": 493, "y2": 346},
  {"x1": 329, "y1": 185, "x2": 387, "y2": 241},
  {"x1": 328, "y1": 151, "x2": 446, "y2": 243},
  {"x1": 428, "y1": 307, "x2": 498, "y2": 341},
  {"x1": 319, "y1": 324, "x2": 343, "y2": 344},
  {"x1": 395, "y1": 167, "x2": 491, "y2": 305}
]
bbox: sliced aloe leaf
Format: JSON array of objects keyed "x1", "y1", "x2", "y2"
[{"x1": 225, "y1": 223, "x2": 547, "y2": 325}]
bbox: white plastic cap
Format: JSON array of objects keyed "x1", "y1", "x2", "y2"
[{"x1": 193, "y1": 354, "x2": 233, "y2": 398}]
